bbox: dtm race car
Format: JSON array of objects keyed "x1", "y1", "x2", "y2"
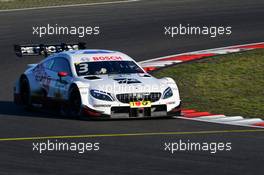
[{"x1": 14, "y1": 43, "x2": 181, "y2": 119}]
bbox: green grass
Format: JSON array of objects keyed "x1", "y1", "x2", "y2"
[
  {"x1": 0, "y1": 0, "x2": 125, "y2": 10},
  {"x1": 154, "y1": 49, "x2": 264, "y2": 118}
]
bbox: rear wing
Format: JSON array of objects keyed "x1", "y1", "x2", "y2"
[{"x1": 14, "y1": 42, "x2": 86, "y2": 57}]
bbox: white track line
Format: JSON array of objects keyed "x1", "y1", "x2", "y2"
[
  {"x1": 141, "y1": 61, "x2": 181, "y2": 67},
  {"x1": 0, "y1": 0, "x2": 140, "y2": 13},
  {"x1": 176, "y1": 116, "x2": 264, "y2": 129},
  {"x1": 228, "y1": 118, "x2": 263, "y2": 125},
  {"x1": 139, "y1": 41, "x2": 264, "y2": 64},
  {"x1": 196, "y1": 48, "x2": 244, "y2": 54},
  {"x1": 197, "y1": 115, "x2": 226, "y2": 120},
  {"x1": 209, "y1": 116, "x2": 244, "y2": 122}
]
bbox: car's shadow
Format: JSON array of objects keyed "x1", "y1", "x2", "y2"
[
  {"x1": 0, "y1": 101, "x2": 176, "y2": 122},
  {"x1": 0, "y1": 101, "x2": 72, "y2": 120}
]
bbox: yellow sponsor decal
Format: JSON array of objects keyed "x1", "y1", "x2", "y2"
[{"x1": 130, "y1": 101, "x2": 151, "y2": 108}]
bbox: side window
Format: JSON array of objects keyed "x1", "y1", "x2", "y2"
[
  {"x1": 52, "y1": 57, "x2": 72, "y2": 76},
  {"x1": 43, "y1": 59, "x2": 54, "y2": 70}
]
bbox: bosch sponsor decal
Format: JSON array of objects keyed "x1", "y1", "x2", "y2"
[{"x1": 92, "y1": 56, "x2": 123, "y2": 61}]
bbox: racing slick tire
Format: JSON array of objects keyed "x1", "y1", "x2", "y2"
[
  {"x1": 69, "y1": 85, "x2": 82, "y2": 118},
  {"x1": 19, "y1": 75, "x2": 32, "y2": 109}
]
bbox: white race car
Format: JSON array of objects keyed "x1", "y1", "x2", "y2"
[{"x1": 14, "y1": 43, "x2": 181, "y2": 119}]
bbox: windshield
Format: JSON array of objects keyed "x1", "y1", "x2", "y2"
[{"x1": 75, "y1": 61, "x2": 144, "y2": 76}]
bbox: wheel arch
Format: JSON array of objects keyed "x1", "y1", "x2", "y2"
[
  {"x1": 68, "y1": 82, "x2": 90, "y2": 107},
  {"x1": 16, "y1": 74, "x2": 32, "y2": 106},
  {"x1": 68, "y1": 83, "x2": 79, "y2": 97}
]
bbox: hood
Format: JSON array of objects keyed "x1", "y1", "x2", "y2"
[{"x1": 78, "y1": 73, "x2": 168, "y2": 94}]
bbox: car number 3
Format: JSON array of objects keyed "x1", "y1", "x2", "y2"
[{"x1": 79, "y1": 63, "x2": 89, "y2": 73}]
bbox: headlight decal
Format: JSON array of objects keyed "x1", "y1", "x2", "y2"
[
  {"x1": 163, "y1": 87, "x2": 173, "y2": 99},
  {"x1": 90, "y1": 89, "x2": 114, "y2": 101}
]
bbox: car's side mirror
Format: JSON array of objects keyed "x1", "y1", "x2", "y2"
[
  {"x1": 58, "y1": 71, "x2": 68, "y2": 81},
  {"x1": 58, "y1": 71, "x2": 68, "y2": 77}
]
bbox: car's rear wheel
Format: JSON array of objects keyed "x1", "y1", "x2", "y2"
[
  {"x1": 69, "y1": 86, "x2": 82, "y2": 118},
  {"x1": 20, "y1": 76, "x2": 32, "y2": 108}
]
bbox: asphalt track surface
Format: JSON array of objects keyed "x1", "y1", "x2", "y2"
[{"x1": 0, "y1": 0, "x2": 264, "y2": 174}]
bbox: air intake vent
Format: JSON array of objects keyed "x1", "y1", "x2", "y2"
[
  {"x1": 116, "y1": 92, "x2": 161, "y2": 103},
  {"x1": 84, "y1": 76, "x2": 101, "y2": 80}
]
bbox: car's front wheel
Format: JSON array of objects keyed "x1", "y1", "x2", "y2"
[{"x1": 69, "y1": 85, "x2": 82, "y2": 118}]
